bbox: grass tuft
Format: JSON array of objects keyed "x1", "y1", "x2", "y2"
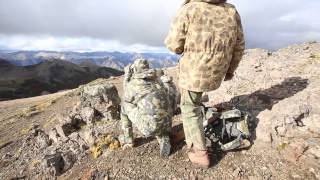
[{"x1": 90, "y1": 134, "x2": 120, "y2": 159}]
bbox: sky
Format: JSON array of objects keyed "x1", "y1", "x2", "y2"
[{"x1": 0, "y1": 0, "x2": 319, "y2": 52}]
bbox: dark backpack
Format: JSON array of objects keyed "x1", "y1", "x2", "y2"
[{"x1": 204, "y1": 108, "x2": 252, "y2": 151}]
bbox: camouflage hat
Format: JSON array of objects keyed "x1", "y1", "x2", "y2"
[
  {"x1": 160, "y1": 75, "x2": 173, "y2": 83},
  {"x1": 182, "y1": 0, "x2": 190, "y2": 5},
  {"x1": 156, "y1": 69, "x2": 165, "y2": 78},
  {"x1": 193, "y1": 0, "x2": 226, "y2": 3},
  {"x1": 131, "y1": 59, "x2": 150, "y2": 73},
  {"x1": 184, "y1": 0, "x2": 226, "y2": 5}
]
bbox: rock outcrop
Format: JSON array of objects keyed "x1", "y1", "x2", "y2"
[
  {"x1": 79, "y1": 83, "x2": 121, "y2": 122},
  {"x1": 207, "y1": 42, "x2": 320, "y2": 169},
  {"x1": 12, "y1": 82, "x2": 122, "y2": 178}
]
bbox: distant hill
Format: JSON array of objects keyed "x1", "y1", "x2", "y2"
[
  {"x1": 0, "y1": 59, "x2": 14, "y2": 67},
  {"x1": 0, "y1": 59, "x2": 123, "y2": 100},
  {"x1": 0, "y1": 51, "x2": 179, "y2": 70}
]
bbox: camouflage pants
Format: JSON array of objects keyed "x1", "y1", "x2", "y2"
[
  {"x1": 180, "y1": 89, "x2": 207, "y2": 150},
  {"x1": 121, "y1": 102, "x2": 171, "y2": 142}
]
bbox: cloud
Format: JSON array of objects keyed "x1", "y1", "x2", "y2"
[
  {"x1": 0, "y1": 0, "x2": 319, "y2": 51},
  {"x1": 232, "y1": 0, "x2": 320, "y2": 49},
  {"x1": 0, "y1": 35, "x2": 168, "y2": 52},
  {"x1": 0, "y1": 0, "x2": 182, "y2": 47}
]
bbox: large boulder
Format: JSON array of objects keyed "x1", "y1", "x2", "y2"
[{"x1": 80, "y1": 83, "x2": 121, "y2": 121}]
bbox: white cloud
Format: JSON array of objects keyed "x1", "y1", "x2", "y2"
[
  {"x1": 279, "y1": 14, "x2": 297, "y2": 22},
  {"x1": 0, "y1": 34, "x2": 168, "y2": 52},
  {"x1": 0, "y1": 0, "x2": 319, "y2": 51},
  {"x1": 229, "y1": 0, "x2": 320, "y2": 49}
]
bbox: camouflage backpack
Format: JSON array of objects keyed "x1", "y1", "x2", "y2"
[
  {"x1": 122, "y1": 59, "x2": 173, "y2": 136},
  {"x1": 204, "y1": 108, "x2": 251, "y2": 151}
]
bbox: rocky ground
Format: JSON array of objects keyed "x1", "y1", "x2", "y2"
[{"x1": 0, "y1": 42, "x2": 319, "y2": 179}]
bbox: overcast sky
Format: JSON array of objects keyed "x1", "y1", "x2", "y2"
[{"x1": 0, "y1": 0, "x2": 319, "y2": 52}]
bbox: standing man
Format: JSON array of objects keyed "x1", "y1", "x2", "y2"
[{"x1": 165, "y1": 0, "x2": 245, "y2": 167}]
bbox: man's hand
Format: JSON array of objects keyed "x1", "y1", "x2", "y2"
[{"x1": 224, "y1": 73, "x2": 234, "y2": 81}]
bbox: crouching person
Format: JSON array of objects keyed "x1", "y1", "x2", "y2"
[{"x1": 120, "y1": 59, "x2": 173, "y2": 157}]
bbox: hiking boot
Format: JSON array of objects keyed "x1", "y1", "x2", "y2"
[
  {"x1": 118, "y1": 134, "x2": 134, "y2": 150},
  {"x1": 188, "y1": 149, "x2": 210, "y2": 168},
  {"x1": 122, "y1": 143, "x2": 134, "y2": 150},
  {"x1": 157, "y1": 135, "x2": 171, "y2": 157}
]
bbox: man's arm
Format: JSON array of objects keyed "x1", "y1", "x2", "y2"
[
  {"x1": 164, "y1": 6, "x2": 189, "y2": 55},
  {"x1": 227, "y1": 11, "x2": 245, "y2": 75}
]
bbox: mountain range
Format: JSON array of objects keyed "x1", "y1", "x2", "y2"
[
  {"x1": 0, "y1": 59, "x2": 123, "y2": 100},
  {"x1": 0, "y1": 51, "x2": 179, "y2": 70}
]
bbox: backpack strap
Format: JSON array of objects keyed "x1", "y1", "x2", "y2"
[
  {"x1": 220, "y1": 134, "x2": 243, "y2": 151},
  {"x1": 221, "y1": 118, "x2": 226, "y2": 140}
]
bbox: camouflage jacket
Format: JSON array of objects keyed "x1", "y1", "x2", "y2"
[{"x1": 165, "y1": 0, "x2": 245, "y2": 92}]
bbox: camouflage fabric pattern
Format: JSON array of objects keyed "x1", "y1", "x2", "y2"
[
  {"x1": 120, "y1": 110, "x2": 134, "y2": 144},
  {"x1": 160, "y1": 75, "x2": 179, "y2": 115},
  {"x1": 121, "y1": 59, "x2": 172, "y2": 141},
  {"x1": 223, "y1": 112, "x2": 250, "y2": 138},
  {"x1": 204, "y1": 109, "x2": 251, "y2": 151},
  {"x1": 220, "y1": 109, "x2": 250, "y2": 138},
  {"x1": 165, "y1": 0, "x2": 245, "y2": 92},
  {"x1": 180, "y1": 89, "x2": 207, "y2": 150},
  {"x1": 220, "y1": 112, "x2": 251, "y2": 151}
]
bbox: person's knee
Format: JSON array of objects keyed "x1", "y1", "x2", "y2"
[
  {"x1": 139, "y1": 125, "x2": 155, "y2": 137},
  {"x1": 181, "y1": 89, "x2": 202, "y2": 99},
  {"x1": 181, "y1": 105, "x2": 202, "y2": 117},
  {"x1": 140, "y1": 116, "x2": 172, "y2": 137},
  {"x1": 121, "y1": 113, "x2": 132, "y2": 125}
]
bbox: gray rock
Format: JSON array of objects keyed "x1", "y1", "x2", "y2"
[
  {"x1": 48, "y1": 129, "x2": 59, "y2": 143},
  {"x1": 79, "y1": 129, "x2": 96, "y2": 146},
  {"x1": 307, "y1": 147, "x2": 320, "y2": 159},
  {"x1": 61, "y1": 151, "x2": 76, "y2": 172},
  {"x1": 42, "y1": 151, "x2": 76, "y2": 177},
  {"x1": 2, "y1": 153, "x2": 12, "y2": 160},
  {"x1": 55, "y1": 125, "x2": 69, "y2": 142},
  {"x1": 57, "y1": 113, "x2": 72, "y2": 126},
  {"x1": 43, "y1": 153, "x2": 64, "y2": 176},
  {"x1": 68, "y1": 132, "x2": 80, "y2": 140},
  {"x1": 80, "y1": 83, "x2": 121, "y2": 121},
  {"x1": 35, "y1": 130, "x2": 52, "y2": 149},
  {"x1": 68, "y1": 132, "x2": 88, "y2": 152},
  {"x1": 80, "y1": 107, "x2": 96, "y2": 124},
  {"x1": 33, "y1": 82, "x2": 121, "y2": 177}
]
